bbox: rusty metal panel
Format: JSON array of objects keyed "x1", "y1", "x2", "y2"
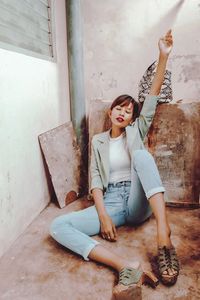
[
  {"x1": 39, "y1": 122, "x2": 81, "y2": 208},
  {"x1": 148, "y1": 100, "x2": 200, "y2": 205}
]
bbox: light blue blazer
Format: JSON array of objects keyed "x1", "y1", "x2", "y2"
[{"x1": 90, "y1": 95, "x2": 159, "y2": 193}]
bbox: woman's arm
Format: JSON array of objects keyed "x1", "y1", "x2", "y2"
[
  {"x1": 90, "y1": 139, "x2": 104, "y2": 192},
  {"x1": 90, "y1": 139, "x2": 117, "y2": 241},
  {"x1": 92, "y1": 188, "x2": 117, "y2": 241},
  {"x1": 137, "y1": 30, "x2": 173, "y2": 139},
  {"x1": 90, "y1": 139, "x2": 106, "y2": 217},
  {"x1": 149, "y1": 30, "x2": 173, "y2": 95},
  {"x1": 92, "y1": 188, "x2": 107, "y2": 217}
]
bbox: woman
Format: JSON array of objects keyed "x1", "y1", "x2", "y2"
[{"x1": 50, "y1": 30, "x2": 179, "y2": 299}]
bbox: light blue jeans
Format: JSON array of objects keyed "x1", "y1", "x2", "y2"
[{"x1": 50, "y1": 150, "x2": 165, "y2": 261}]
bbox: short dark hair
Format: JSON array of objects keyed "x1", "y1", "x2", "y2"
[{"x1": 110, "y1": 94, "x2": 140, "y2": 121}]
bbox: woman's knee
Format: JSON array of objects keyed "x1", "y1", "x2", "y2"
[{"x1": 49, "y1": 214, "x2": 72, "y2": 237}]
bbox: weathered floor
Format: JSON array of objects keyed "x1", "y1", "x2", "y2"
[{"x1": 0, "y1": 198, "x2": 199, "y2": 300}]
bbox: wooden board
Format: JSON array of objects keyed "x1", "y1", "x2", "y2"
[{"x1": 39, "y1": 122, "x2": 81, "y2": 208}]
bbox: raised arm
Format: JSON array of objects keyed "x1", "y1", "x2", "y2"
[
  {"x1": 137, "y1": 30, "x2": 173, "y2": 139},
  {"x1": 149, "y1": 29, "x2": 173, "y2": 95}
]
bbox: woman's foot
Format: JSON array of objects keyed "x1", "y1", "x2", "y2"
[
  {"x1": 149, "y1": 193, "x2": 179, "y2": 285},
  {"x1": 157, "y1": 226, "x2": 179, "y2": 284},
  {"x1": 113, "y1": 259, "x2": 158, "y2": 300},
  {"x1": 157, "y1": 226, "x2": 179, "y2": 285},
  {"x1": 157, "y1": 245, "x2": 179, "y2": 286},
  {"x1": 113, "y1": 267, "x2": 159, "y2": 300}
]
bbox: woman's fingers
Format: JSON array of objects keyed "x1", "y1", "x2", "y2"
[
  {"x1": 101, "y1": 233, "x2": 105, "y2": 239},
  {"x1": 108, "y1": 222, "x2": 117, "y2": 241},
  {"x1": 100, "y1": 216, "x2": 117, "y2": 242},
  {"x1": 165, "y1": 37, "x2": 173, "y2": 43},
  {"x1": 166, "y1": 33, "x2": 172, "y2": 39},
  {"x1": 112, "y1": 224, "x2": 117, "y2": 240},
  {"x1": 165, "y1": 35, "x2": 173, "y2": 44},
  {"x1": 101, "y1": 229, "x2": 109, "y2": 240},
  {"x1": 105, "y1": 229, "x2": 114, "y2": 241},
  {"x1": 165, "y1": 36, "x2": 173, "y2": 41},
  {"x1": 109, "y1": 232, "x2": 114, "y2": 240},
  {"x1": 102, "y1": 228, "x2": 117, "y2": 241},
  {"x1": 159, "y1": 34, "x2": 173, "y2": 50},
  {"x1": 164, "y1": 30, "x2": 172, "y2": 42},
  {"x1": 165, "y1": 29, "x2": 172, "y2": 37}
]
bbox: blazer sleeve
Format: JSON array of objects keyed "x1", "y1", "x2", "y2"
[
  {"x1": 136, "y1": 94, "x2": 159, "y2": 140},
  {"x1": 90, "y1": 138, "x2": 104, "y2": 193}
]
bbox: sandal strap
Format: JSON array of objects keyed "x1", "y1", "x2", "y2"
[
  {"x1": 119, "y1": 267, "x2": 143, "y2": 286},
  {"x1": 158, "y1": 246, "x2": 180, "y2": 274},
  {"x1": 158, "y1": 246, "x2": 171, "y2": 274},
  {"x1": 169, "y1": 247, "x2": 180, "y2": 272}
]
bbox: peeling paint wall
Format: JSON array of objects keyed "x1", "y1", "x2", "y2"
[
  {"x1": 0, "y1": 0, "x2": 70, "y2": 258},
  {"x1": 82, "y1": 0, "x2": 200, "y2": 104}
]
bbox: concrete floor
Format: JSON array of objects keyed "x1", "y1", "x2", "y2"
[{"x1": 0, "y1": 198, "x2": 199, "y2": 300}]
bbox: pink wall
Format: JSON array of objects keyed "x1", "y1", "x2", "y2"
[{"x1": 82, "y1": 0, "x2": 200, "y2": 105}]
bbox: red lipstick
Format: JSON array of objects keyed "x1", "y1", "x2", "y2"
[{"x1": 116, "y1": 117, "x2": 124, "y2": 122}]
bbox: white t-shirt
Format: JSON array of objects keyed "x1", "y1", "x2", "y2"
[{"x1": 109, "y1": 132, "x2": 131, "y2": 183}]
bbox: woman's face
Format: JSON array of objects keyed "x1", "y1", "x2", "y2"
[{"x1": 109, "y1": 102, "x2": 134, "y2": 128}]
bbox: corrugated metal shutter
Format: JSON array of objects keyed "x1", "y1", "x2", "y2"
[{"x1": 0, "y1": 0, "x2": 53, "y2": 57}]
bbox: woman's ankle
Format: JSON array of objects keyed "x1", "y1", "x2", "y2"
[
  {"x1": 117, "y1": 260, "x2": 141, "y2": 272},
  {"x1": 157, "y1": 226, "x2": 172, "y2": 248}
]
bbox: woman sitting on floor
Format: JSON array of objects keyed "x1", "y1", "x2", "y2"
[{"x1": 50, "y1": 30, "x2": 179, "y2": 299}]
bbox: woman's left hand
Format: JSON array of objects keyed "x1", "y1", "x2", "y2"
[{"x1": 159, "y1": 29, "x2": 173, "y2": 57}]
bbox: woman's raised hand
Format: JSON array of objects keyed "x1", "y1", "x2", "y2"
[
  {"x1": 100, "y1": 213, "x2": 117, "y2": 242},
  {"x1": 158, "y1": 29, "x2": 173, "y2": 56}
]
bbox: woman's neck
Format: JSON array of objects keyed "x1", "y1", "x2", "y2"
[{"x1": 110, "y1": 126, "x2": 125, "y2": 138}]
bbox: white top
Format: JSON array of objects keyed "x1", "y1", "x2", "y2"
[{"x1": 109, "y1": 132, "x2": 131, "y2": 183}]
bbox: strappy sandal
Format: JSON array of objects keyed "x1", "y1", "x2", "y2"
[
  {"x1": 113, "y1": 267, "x2": 159, "y2": 300},
  {"x1": 157, "y1": 246, "x2": 180, "y2": 286}
]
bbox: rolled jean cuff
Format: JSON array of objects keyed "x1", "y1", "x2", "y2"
[
  {"x1": 146, "y1": 187, "x2": 165, "y2": 199},
  {"x1": 83, "y1": 240, "x2": 100, "y2": 261}
]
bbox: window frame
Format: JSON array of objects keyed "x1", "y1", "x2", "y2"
[{"x1": 0, "y1": 0, "x2": 57, "y2": 62}]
